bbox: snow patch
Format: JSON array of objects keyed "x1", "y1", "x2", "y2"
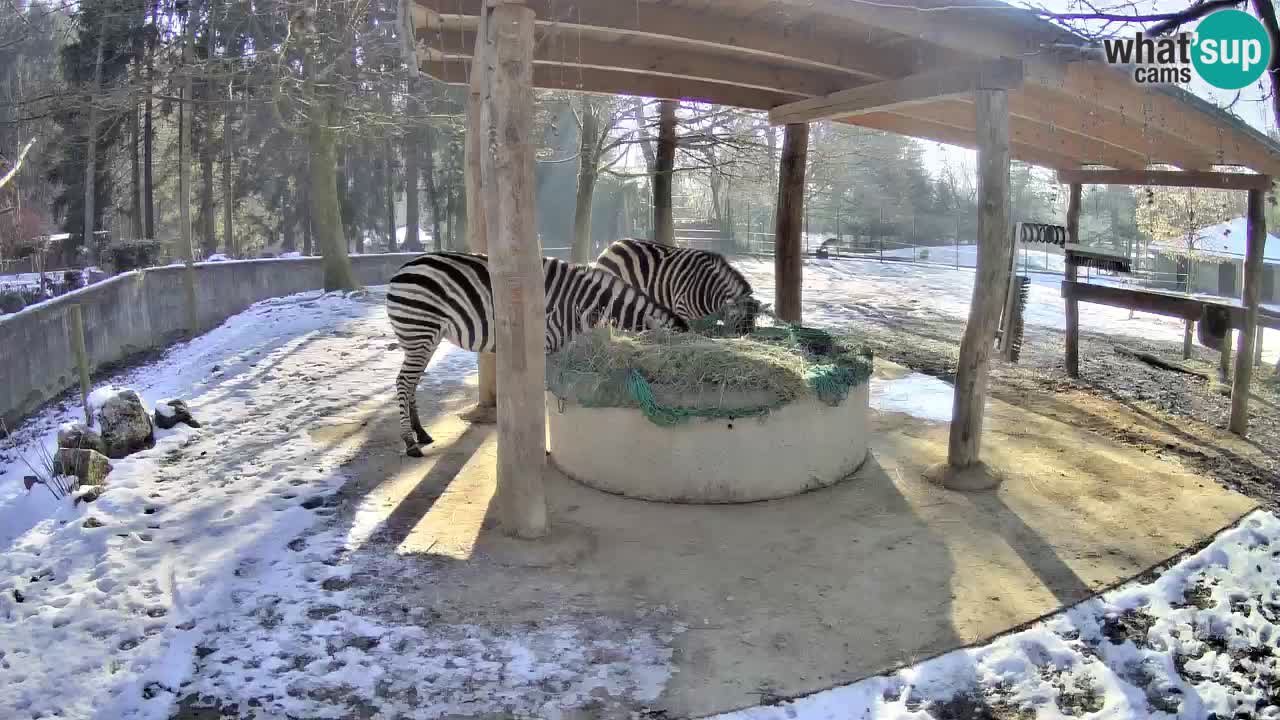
[{"x1": 871, "y1": 373, "x2": 954, "y2": 423}]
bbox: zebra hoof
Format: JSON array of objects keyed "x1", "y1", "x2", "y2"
[{"x1": 404, "y1": 439, "x2": 434, "y2": 458}]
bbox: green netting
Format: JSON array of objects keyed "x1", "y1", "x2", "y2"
[{"x1": 546, "y1": 320, "x2": 873, "y2": 427}]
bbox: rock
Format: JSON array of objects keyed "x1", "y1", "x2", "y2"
[
  {"x1": 82, "y1": 517, "x2": 104, "y2": 529},
  {"x1": 95, "y1": 390, "x2": 155, "y2": 458},
  {"x1": 57, "y1": 422, "x2": 107, "y2": 455},
  {"x1": 52, "y1": 448, "x2": 113, "y2": 487},
  {"x1": 155, "y1": 399, "x2": 201, "y2": 430}
]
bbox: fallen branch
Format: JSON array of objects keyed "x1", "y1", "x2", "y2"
[
  {"x1": 1114, "y1": 345, "x2": 1211, "y2": 378},
  {"x1": 0, "y1": 138, "x2": 35, "y2": 191}
]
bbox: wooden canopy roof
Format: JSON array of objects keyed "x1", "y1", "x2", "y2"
[{"x1": 412, "y1": 0, "x2": 1280, "y2": 177}]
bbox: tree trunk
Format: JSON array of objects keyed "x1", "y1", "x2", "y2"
[
  {"x1": 422, "y1": 125, "x2": 441, "y2": 251},
  {"x1": 222, "y1": 81, "x2": 234, "y2": 257},
  {"x1": 310, "y1": 100, "x2": 359, "y2": 291},
  {"x1": 300, "y1": 153, "x2": 313, "y2": 255},
  {"x1": 572, "y1": 96, "x2": 600, "y2": 264},
  {"x1": 404, "y1": 83, "x2": 421, "y2": 254},
  {"x1": 130, "y1": 86, "x2": 142, "y2": 239},
  {"x1": 82, "y1": 35, "x2": 105, "y2": 263},
  {"x1": 385, "y1": 141, "x2": 396, "y2": 252},
  {"x1": 1253, "y1": 0, "x2": 1280, "y2": 133},
  {"x1": 143, "y1": 10, "x2": 155, "y2": 239},
  {"x1": 653, "y1": 99, "x2": 677, "y2": 245},
  {"x1": 178, "y1": 31, "x2": 198, "y2": 333},
  {"x1": 282, "y1": 201, "x2": 296, "y2": 252},
  {"x1": 774, "y1": 123, "x2": 807, "y2": 324},
  {"x1": 200, "y1": 123, "x2": 216, "y2": 256}
]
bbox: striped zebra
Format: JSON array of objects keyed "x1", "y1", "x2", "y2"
[
  {"x1": 594, "y1": 238, "x2": 761, "y2": 334},
  {"x1": 386, "y1": 251, "x2": 687, "y2": 457}
]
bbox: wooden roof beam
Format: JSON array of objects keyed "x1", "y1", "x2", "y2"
[
  {"x1": 844, "y1": 113, "x2": 1081, "y2": 171},
  {"x1": 1044, "y1": 63, "x2": 1280, "y2": 175},
  {"x1": 1010, "y1": 86, "x2": 1217, "y2": 171},
  {"x1": 899, "y1": 100, "x2": 1151, "y2": 169},
  {"x1": 418, "y1": 0, "x2": 932, "y2": 81},
  {"x1": 428, "y1": 28, "x2": 852, "y2": 98},
  {"x1": 419, "y1": 58, "x2": 802, "y2": 110},
  {"x1": 768, "y1": 59, "x2": 1023, "y2": 125},
  {"x1": 1056, "y1": 168, "x2": 1273, "y2": 190}
]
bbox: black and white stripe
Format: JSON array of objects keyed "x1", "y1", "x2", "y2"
[
  {"x1": 594, "y1": 238, "x2": 760, "y2": 334},
  {"x1": 386, "y1": 251, "x2": 687, "y2": 456}
]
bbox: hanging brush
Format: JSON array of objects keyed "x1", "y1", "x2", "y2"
[
  {"x1": 1007, "y1": 276, "x2": 1030, "y2": 363},
  {"x1": 1064, "y1": 243, "x2": 1133, "y2": 274}
]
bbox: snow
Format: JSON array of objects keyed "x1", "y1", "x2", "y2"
[
  {"x1": 1149, "y1": 216, "x2": 1280, "y2": 262},
  {"x1": 86, "y1": 384, "x2": 139, "y2": 416},
  {"x1": 871, "y1": 373, "x2": 955, "y2": 423},
  {"x1": 1, "y1": 259, "x2": 1276, "y2": 719},
  {"x1": 736, "y1": 256, "x2": 1280, "y2": 365},
  {"x1": 0, "y1": 287, "x2": 676, "y2": 719},
  {"x1": 204, "y1": 254, "x2": 230, "y2": 262},
  {"x1": 279, "y1": 251, "x2": 303, "y2": 259},
  {"x1": 712, "y1": 510, "x2": 1280, "y2": 720}
]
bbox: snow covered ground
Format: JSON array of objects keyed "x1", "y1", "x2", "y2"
[
  {"x1": 736, "y1": 256, "x2": 1280, "y2": 366},
  {"x1": 0, "y1": 259, "x2": 1274, "y2": 719},
  {"x1": 713, "y1": 509, "x2": 1280, "y2": 720}
]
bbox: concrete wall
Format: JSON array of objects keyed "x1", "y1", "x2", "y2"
[{"x1": 1, "y1": 254, "x2": 419, "y2": 429}]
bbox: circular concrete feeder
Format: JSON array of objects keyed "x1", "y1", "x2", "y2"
[{"x1": 546, "y1": 382, "x2": 870, "y2": 504}]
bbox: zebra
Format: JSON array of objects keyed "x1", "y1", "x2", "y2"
[
  {"x1": 594, "y1": 238, "x2": 761, "y2": 335},
  {"x1": 386, "y1": 251, "x2": 688, "y2": 457}
]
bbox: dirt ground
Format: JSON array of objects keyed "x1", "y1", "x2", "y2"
[
  {"x1": 239, "y1": 356, "x2": 1254, "y2": 719},
  {"x1": 817, "y1": 296, "x2": 1280, "y2": 510}
]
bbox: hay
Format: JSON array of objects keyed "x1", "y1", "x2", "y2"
[{"x1": 547, "y1": 324, "x2": 873, "y2": 425}]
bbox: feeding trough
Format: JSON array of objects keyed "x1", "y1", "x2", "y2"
[{"x1": 545, "y1": 325, "x2": 873, "y2": 504}]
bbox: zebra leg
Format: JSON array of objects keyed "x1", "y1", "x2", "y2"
[{"x1": 396, "y1": 339, "x2": 439, "y2": 458}]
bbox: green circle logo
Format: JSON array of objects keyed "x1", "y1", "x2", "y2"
[{"x1": 1192, "y1": 10, "x2": 1273, "y2": 90}]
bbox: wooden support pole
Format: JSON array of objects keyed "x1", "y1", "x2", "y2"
[
  {"x1": 774, "y1": 122, "x2": 807, "y2": 324},
  {"x1": 945, "y1": 88, "x2": 1011, "y2": 481},
  {"x1": 1064, "y1": 183, "x2": 1082, "y2": 378},
  {"x1": 464, "y1": 3, "x2": 497, "y2": 422},
  {"x1": 1220, "y1": 329, "x2": 1233, "y2": 382},
  {"x1": 68, "y1": 305, "x2": 92, "y2": 427},
  {"x1": 483, "y1": 1, "x2": 547, "y2": 539},
  {"x1": 1255, "y1": 326, "x2": 1264, "y2": 366},
  {"x1": 1229, "y1": 187, "x2": 1267, "y2": 435},
  {"x1": 1183, "y1": 319, "x2": 1194, "y2": 360}
]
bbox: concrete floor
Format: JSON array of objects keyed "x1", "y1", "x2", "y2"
[{"x1": 325, "y1": 360, "x2": 1256, "y2": 718}]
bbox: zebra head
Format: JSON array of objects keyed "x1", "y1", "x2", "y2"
[{"x1": 722, "y1": 294, "x2": 762, "y2": 335}]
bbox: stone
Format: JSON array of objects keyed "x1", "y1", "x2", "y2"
[
  {"x1": 96, "y1": 390, "x2": 155, "y2": 458},
  {"x1": 52, "y1": 448, "x2": 113, "y2": 487},
  {"x1": 155, "y1": 398, "x2": 201, "y2": 430},
  {"x1": 57, "y1": 422, "x2": 107, "y2": 455}
]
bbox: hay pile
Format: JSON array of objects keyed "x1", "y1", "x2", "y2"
[{"x1": 547, "y1": 325, "x2": 873, "y2": 424}]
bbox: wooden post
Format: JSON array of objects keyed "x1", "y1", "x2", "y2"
[
  {"x1": 464, "y1": 3, "x2": 497, "y2": 423},
  {"x1": 1229, "y1": 187, "x2": 1267, "y2": 435},
  {"x1": 482, "y1": 1, "x2": 547, "y2": 539},
  {"x1": 944, "y1": 89, "x2": 1011, "y2": 483},
  {"x1": 1183, "y1": 319, "x2": 1194, "y2": 359},
  {"x1": 1064, "y1": 183, "x2": 1082, "y2": 378},
  {"x1": 774, "y1": 123, "x2": 807, "y2": 324},
  {"x1": 68, "y1": 305, "x2": 92, "y2": 427},
  {"x1": 1255, "y1": 326, "x2": 1264, "y2": 366}
]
